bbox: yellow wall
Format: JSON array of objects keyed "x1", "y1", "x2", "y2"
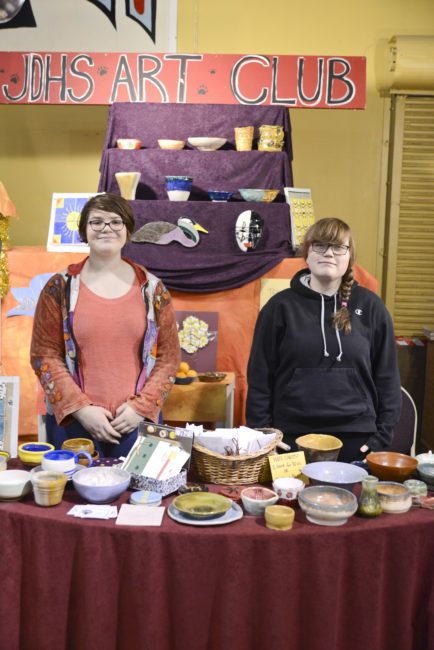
[{"x1": 2, "y1": 0, "x2": 434, "y2": 280}]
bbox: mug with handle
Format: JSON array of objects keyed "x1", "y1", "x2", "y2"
[{"x1": 41, "y1": 449, "x2": 93, "y2": 479}]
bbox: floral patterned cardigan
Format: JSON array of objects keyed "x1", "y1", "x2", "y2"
[{"x1": 30, "y1": 258, "x2": 180, "y2": 426}]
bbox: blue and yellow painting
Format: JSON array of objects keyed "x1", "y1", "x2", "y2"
[{"x1": 48, "y1": 193, "x2": 95, "y2": 251}]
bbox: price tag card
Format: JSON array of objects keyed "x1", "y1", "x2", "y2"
[{"x1": 269, "y1": 452, "x2": 306, "y2": 480}]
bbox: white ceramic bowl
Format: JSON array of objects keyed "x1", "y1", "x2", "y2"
[
  {"x1": 415, "y1": 451, "x2": 434, "y2": 465},
  {"x1": 187, "y1": 137, "x2": 226, "y2": 151},
  {"x1": 157, "y1": 139, "x2": 185, "y2": 150},
  {"x1": 240, "y1": 486, "x2": 278, "y2": 515},
  {"x1": 0, "y1": 469, "x2": 32, "y2": 500},
  {"x1": 72, "y1": 466, "x2": 131, "y2": 504},
  {"x1": 298, "y1": 485, "x2": 358, "y2": 526},
  {"x1": 302, "y1": 461, "x2": 368, "y2": 492}
]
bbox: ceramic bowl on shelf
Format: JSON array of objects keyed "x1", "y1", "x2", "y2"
[
  {"x1": 0, "y1": 469, "x2": 32, "y2": 501},
  {"x1": 72, "y1": 466, "x2": 131, "y2": 504},
  {"x1": 18, "y1": 442, "x2": 55, "y2": 468},
  {"x1": 366, "y1": 451, "x2": 417, "y2": 482},
  {"x1": 240, "y1": 486, "x2": 278, "y2": 515},
  {"x1": 295, "y1": 434, "x2": 343, "y2": 463},
  {"x1": 116, "y1": 138, "x2": 141, "y2": 149},
  {"x1": 165, "y1": 175, "x2": 193, "y2": 202},
  {"x1": 187, "y1": 137, "x2": 227, "y2": 151},
  {"x1": 238, "y1": 188, "x2": 279, "y2": 202},
  {"x1": 301, "y1": 461, "x2": 368, "y2": 492},
  {"x1": 157, "y1": 139, "x2": 185, "y2": 150},
  {"x1": 207, "y1": 190, "x2": 234, "y2": 202},
  {"x1": 298, "y1": 485, "x2": 357, "y2": 526}
]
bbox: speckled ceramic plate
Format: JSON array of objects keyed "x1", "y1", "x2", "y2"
[
  {"x1": 168, "y1": 501, "x2": 243, "y2": 526},
  {"x1": 172, "y1": 492, "x2": 231, "y2": 519}
]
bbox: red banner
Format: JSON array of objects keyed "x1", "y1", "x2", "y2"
[{"x1": 0, "y1": 52, "x2": 366, "y2": 108}]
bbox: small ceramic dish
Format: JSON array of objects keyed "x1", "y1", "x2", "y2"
[
  {"x1": 198, "y1": 372, "x2": 226, "y2": 383},
  {"x1": 238, "y1": 188, "x2": 279, "y2": 202},
  {"x1": 157, "y1": 139, "x2": 185, "y2": 150},
  {"x1": 265, "y1": 505, "x2": 295, "y2": 531},
  {"x1": 187, "y1": 137, "x2": 227, "y2": 151},
  {"x1": 376, "y1": 482, "x2": 412, "y2": 513},
  {"x1": 116, "y1": 138, "x2": 141, "y2": 149},
  {"x1": 207, "y1": 190, "x2": 234, "y2": 202},
  {"x1": 172, "y1": 492, "x2": 232, "y2": 519},
  {"x1": 403, "y1": 479, "x2": 428, "y2": 498},
  {"x1": 240, "y1": 486, "x2": 278, "y2": 515},
  {"x1": 61, "y1": 437, "x2": 94, "y2": 455},
  {"x1": 18, "y1": 442, "x2": 55, "y2": 468}
]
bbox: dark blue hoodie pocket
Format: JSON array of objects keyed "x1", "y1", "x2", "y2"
[{"x1": 283, "y1": 367, "x2": 372, "y2": 422}]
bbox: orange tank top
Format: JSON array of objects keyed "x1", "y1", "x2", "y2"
[{"x1": 73, "y1": 278, "x2": 147, "y2": 415}]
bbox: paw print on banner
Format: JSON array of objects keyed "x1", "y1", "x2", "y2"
[
  {"x1": 97, "y1": 66, "x2": 108, "y2": 76},
  {"x1": 197, "y1": 84, "x2": 208, "y2": 96}
]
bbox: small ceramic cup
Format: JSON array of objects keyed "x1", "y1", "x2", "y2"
[
  {"x1": 30, "y1": 468, "x2": 68, "y2": 507},
  {"x1": 265, "y1": 505, "x2": 295, "y2": 531},
  {"x1": 41, "y1": 449, "x2": 93, "y2": 478},
  {"x1": 272, "y1": 477, "x2": 305, "y2": 500}
]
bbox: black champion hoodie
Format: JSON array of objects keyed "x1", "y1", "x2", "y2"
[{"x1": 246, "y1": 268, "x2": 402, "y2": 450}]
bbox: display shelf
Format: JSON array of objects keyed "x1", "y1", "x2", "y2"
[{"x1": 99, "y1": 149, "x2": 292, "y2": 199}]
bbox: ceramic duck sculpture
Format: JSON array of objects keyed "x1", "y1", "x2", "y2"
[{"x1": 131, "y1": 217, "x2": 208, "y2": 248}]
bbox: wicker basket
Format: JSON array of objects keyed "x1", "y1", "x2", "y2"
[{"x1": 191, "y1": 428, "x2": 283, "y2": 485}]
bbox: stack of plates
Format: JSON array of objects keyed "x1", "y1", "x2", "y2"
[{"x1": 168, "y1": 492, "x2": 243, "y2": 526}]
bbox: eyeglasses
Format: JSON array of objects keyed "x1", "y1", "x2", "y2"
[
  {"x1": 88, "y1": 218, "x2": 125, "y2": 232},
  {"x1": 311, "y1": 242, "x2": 350, "y2": 256}
]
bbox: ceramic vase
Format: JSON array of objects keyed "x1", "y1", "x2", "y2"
[{"x1": 115, "y1": 172, "x2": 140, "y2": 199}]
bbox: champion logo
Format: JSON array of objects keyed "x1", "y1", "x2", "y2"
[{"x1": 355, "y1": 308, "x2": 363, "y2": 316}]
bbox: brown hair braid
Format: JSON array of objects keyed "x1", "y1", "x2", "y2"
[{"x1": 332, "y1": 266, "x2": 354, "y2": 333}]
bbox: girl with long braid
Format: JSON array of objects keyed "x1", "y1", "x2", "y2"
[{"x1": 246, "y1": 217, "x2": 401, "y2": 462}]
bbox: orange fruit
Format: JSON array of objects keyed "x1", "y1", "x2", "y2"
[
  {"x1": 176, "y1": 371, "x2": 187, "y2": 378},
  {"x1": 179, "y1": 361, "x2": 190, "y2": 374},
  {"x1": 187, "y1": 369, "x2": 198, "y2": 377}
]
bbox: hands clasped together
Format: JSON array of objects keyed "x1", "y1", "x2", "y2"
[{"x1": 74, "y1": 403, "x2": 143, "y2": 445}]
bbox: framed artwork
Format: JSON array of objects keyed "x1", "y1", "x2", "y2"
[
  {"x1": 47, "y1": 193, "x2": 96, "y2": 252},
  {"x1": 0, "y1": 376, "x2": 20, "y2": 457},
  {"x1": 175, "y1": 311, "x2": 219, "y2": 372}
]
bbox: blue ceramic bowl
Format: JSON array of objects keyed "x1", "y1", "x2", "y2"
[
  {"x1": 207, "y1": 190, "x2": 234, "y2": 202},
  {"x1": 302, "y1": 461, "x2": 368, "y2": 492},
  {"x1": 72, "y1": 466, "x2": 131, "y2": 504},
  {"x1": 165, "y1": 176, "x2": 193, "y2": 191}
]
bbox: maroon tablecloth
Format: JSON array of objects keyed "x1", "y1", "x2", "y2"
[{"x1": 1, "y1": 475, "x2": 433, "y2": 650}]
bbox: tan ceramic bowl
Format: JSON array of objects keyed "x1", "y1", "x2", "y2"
[
  {"x1": 295, "y1": 434, "x2": 343, "y2": 463},
  {"x1": 116, "y1": 138, "x2": 141, "y2": 149},
  {"x1": 265, "y1": 505, "x2": 295, "y2": 531},
  {"x1": 158, "y1": 139, "x2": 185, "y2": 150},
  {"x1": 61, "y1": 438, "x2": 95, "y2": 455}
]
